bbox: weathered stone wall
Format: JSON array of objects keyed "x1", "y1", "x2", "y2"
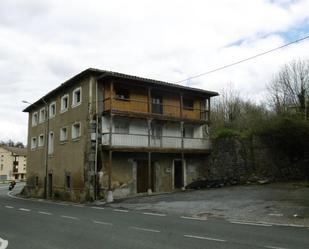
[{"x1": 208, "y1": 136, "x2": 309, "y2": 183}]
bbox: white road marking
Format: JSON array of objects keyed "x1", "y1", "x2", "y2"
[
  {"x1": 73, "y1": 204, "x2": 85, "y2": 208},
  {"x1": 61, "y1": 215, "x2": 78, "y2": 220},
  {"x1": 268, "y1": 213, "x2": 283, "y2": 217},
  {"x1": 0, "y1": 237, "x2": 9, "y2": 249},
  {"x1": 113, "y1": 209, "x2": 129, "y2": 213},
  {"x1": 91, "y1": 206, "x2": 105, "y2": 210},
  {"x1": 93, "y1": 220, "x2": 113, "y2": 226},
  {"x1": 4, "y1": 206, "x2": 14, "y2": 209},
  {"x1": 142, "y1": 212, "x2": 166, "y2": 217},
  {"x1": 229, "y1": 220, "x2": 272, "y2": 227},
  {"x1": 180, "y1": 216, "x2": 207, "y2": 221},
  {"x1": 130, "y1": 226, "x2": 160, "y2": 233},
  {"x1": 184, "y1": 234, "x2": 226, "y2": 242},
  {"x1": 54, "y1": 202, "x2": 69, "y2": 206},
  {"x1": 38, "y1": 211, "x2": 52, "y2": 215},
  {"x1": 264, "y1": 246, "x2": 289, "y2": 249},
  {"x1": 19, "y1": 208, "x2": 30, "y2": 212}
]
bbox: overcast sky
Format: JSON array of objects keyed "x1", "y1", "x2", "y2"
[{"x1": 1, "y1": 0, "x2": 309, "y2": 144}]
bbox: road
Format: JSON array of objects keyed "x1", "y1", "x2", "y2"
[{"x1": 0, "y1": 184, "x2": 308, "y2": 249}]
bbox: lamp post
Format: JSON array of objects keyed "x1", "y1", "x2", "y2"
[{"x1": 23, "y1": 99, "x2": 49, "y2": 199}]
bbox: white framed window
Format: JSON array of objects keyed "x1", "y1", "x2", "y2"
[
  {"x1": 31, "y1": 137, "x2": 37, "y2": 149},
  {"x1": 32, "y1": 112, "x2": 38, "y2": 126},
  {"x1": 49, "y1": 102, "x2": 56, "y2": 118},
  {"x1": 115, "y1": 122, "x2": 129, "y2": 134},
  {"x1": 72, "y1": 87, "x2": 82, "y2": 107},
  {"x1": 72, "y1": 122, "x2": 81, "y2": 139},
  {"x1": 48, "y1": 132, "x2": 54, "y2": 155},
  {"x1": 61, "y1": 94, "x2": 69, "y2": 113},
  {"x1": 39, "y1": 108, "x2": 46, "y2": 123},
  {"x1": 60, "y1": 127, "x2": 68, "y2": 141},
  {"x1": 38, "y1": 134, "x2": 45, "y2": 147}
]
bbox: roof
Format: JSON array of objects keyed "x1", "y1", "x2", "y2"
[
  {"x1": 23, "y1": 68, "x2": 219, "y2": 112},
  {"x1": 0, "y1": 146, "x2": 27, "y2": 156}
]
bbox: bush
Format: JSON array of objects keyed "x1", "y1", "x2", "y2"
[{"x1": 213, "y1": 128, "x2": 240, "y2": 139}]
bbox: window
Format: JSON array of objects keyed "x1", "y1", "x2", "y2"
[
  {"x1": 115, "y1": 88, "x2": 129, "y2": 100},
  {"x1": 32, "y1": 112, "x2": 38, "y2": 126},
  {"x1": 72, "y1": 122, "x2": 81, "y2": 139},
  {"x1": 39, "y1": 108, "x2": 46, "y2": 123},
  {"x1": 115, "y1": 122, "x2": 129, "y2": 134},
  {"x1": 61, "y1": 94, "x2": 69, "y2": 112},
  {"x1": 60, "y1": 127, "x2": 68, "y2": 141},
  {"x1": 31, "y1": 137, "x2": 37, "y2": 149},
  {"x1": 72, "y1": 87, "x2": 82, "y2": 106},
  {"x1": 38, "y1": 134, "x2": 45, "y2": 147},
  {"x1": 48, "y1": 132, "x2": 54, "y2": 154},
  {"x1": 65, "y1": 173, "x2": 71, "y2": 189},
  {"x1": 183, "y1": 98, "x2": 194, "y2": 110},
  {"x1": 35, "y1": 176, "x2": 39, "y2": 187},
  {"x1": 151, "y1": 124, "x2": 162, "y2": 139},
  {"x1": 49, "y1": 102, "x2": 56, "y2": 118},
  {"x1": 183, "y1": 126, "x2": 194, "y2": 138},
  {"x1": 1, "y1": 164, "x2": 3, "y2": 170}
]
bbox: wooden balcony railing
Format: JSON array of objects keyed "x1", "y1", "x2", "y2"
[
  {"x1": 102, "y1": 132, "x2": 210, "y2": 150},
  {"x1": 103, "y1": 97, "x2": 209, "y2": 121}
]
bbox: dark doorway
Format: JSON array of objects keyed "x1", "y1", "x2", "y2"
[
  {"x1": 174, "y1": 160, "x2": 183, "y2": 188},
  {"x1": 48, "y1": 173, "x2": 53, "y2": 198},
  {"x1": 136, "y1": 161, "x2": 155, "y2": 193}
]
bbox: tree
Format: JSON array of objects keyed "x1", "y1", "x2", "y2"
[{"x1": 267, "y1": 59, "x2": 309, "y2": 118}]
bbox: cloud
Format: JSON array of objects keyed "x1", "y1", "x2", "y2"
[{"x1": 0, "y1": 0, "x2": 309, "y2": 143}]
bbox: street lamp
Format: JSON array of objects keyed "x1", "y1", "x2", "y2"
[{"x1": 22, "y1": 99, "x2": 49, "y2": 199}]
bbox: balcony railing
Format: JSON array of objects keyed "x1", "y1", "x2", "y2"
[
  {"x1": 103, "y1": 97, "x2": 209, "y2": 121},
  {"x1": 102, "y1": 133, "x2": 210, "y2": 150}
]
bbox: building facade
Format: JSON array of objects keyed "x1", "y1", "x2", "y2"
[
  {"x1": 23, "y1": 69, "x2": 218, "y2": 202},
  {"x1": 0, "y1": 146, "x2": 27, "y2": 181}
]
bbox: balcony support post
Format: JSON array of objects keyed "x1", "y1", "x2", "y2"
[
  {"x1": 180, "y1": 93, "x2": 183, "y2": 118},
  {"x1": 181, "y1": 152, "x2": 185, "y2": 190},
  {"x1": 148, "y1": 87, "x2": 151, "y2": 114},
  {"x1": 110, "y1": 80, "x2": 114, "y2": 112},
  {"x1": 106, "y1": 150, "x2": 114, "y2": 202},
  {"x1": 180, "y1": 121, "x2": 184, "y2": 149},
  {"x1": 147, "y1": 152, "x2": 152, "y2": 195},
  {"x1": 109, "y1": 114, "x2": 113, "y2": 147},
  {"x1": 147, "y1": 119, "x2": 152, "y2": 147}
]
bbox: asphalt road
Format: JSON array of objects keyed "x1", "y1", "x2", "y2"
[{"x1": 0, "y1": 183, "x2": 308, "y2": 249}]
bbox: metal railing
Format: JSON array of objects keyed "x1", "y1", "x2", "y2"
[
  {"x1": 102, "y1": 97, "x2": 209, "y2": 121},
  {"x1": 102, "y1": 133, "x2": 210, "y2": 150}
]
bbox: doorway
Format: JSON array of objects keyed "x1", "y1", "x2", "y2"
[
  {"x1": 174, "y1": 160, "x2": 183, "y2": 189},
  {"x1": 136, "y1": 160, "x2": 155, "y2": 193},
  {"x1": 48, "y1": 173, "x2": 53, "y2": 198},
  {"x1": 151, "y1": 93, "x2": 163, "y2": 114}
]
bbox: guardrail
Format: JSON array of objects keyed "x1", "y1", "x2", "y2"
[{"x1": 102, "y1": 133, "x2": 210, "y2": 150}]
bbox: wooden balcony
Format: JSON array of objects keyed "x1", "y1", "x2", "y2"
[{"x1": 102, "y1": 97, "x2": 210, "y2": 122}]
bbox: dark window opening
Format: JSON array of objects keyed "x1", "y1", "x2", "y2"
[
  {"x1": 65, "y1": 174, "x2": 71, "y2": 189},
  {"x1": 183, "y1": 126, "x2": 194, "y2": 138},
  {"x1": 35, "y1": 176, "x2": 39, "y2": 187},
  {"x1": 115, "y1": 88, "x2": 129, "y2": 100},
  {"x1": 183, "y1": 98, "x2": 194, "y2": 110}
]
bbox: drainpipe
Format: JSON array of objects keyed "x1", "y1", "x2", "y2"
[
  {"x1": 42, "y1": 98, "x2": 49, "y2": 199},
  {"x1": 94, "y1": 79, "x2": 99, "y2": 200}
]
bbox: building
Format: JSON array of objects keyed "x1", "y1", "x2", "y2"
[
  {"x1": 0, "y1": 145, "x2": 27, "y2": 181},
  {"x1": 23, "y1": 68, "x2": 218, "y2": 202}
]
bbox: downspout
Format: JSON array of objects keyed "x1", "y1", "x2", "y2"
[{"x1": 94, "y1": 79, "x2": 99, "y2": 200}]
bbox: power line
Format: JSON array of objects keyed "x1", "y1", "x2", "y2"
[{"x1": 174, "y1": 34, "x2": 309, "y2": 84}]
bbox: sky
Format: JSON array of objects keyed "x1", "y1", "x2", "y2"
[{"x1": 0, "y1": 0, "x2": 309, "y2": 144}]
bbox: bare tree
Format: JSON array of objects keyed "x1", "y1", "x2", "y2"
[{"x1": 267, "y1": 59, "x2": 309, "y2": 118}]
